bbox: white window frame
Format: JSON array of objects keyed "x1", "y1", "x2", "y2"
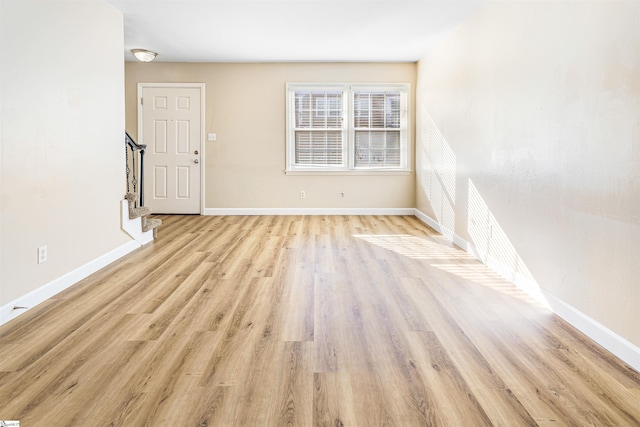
[{"x1": 286, "y1": 82, "x2": 411, "y2": 174}]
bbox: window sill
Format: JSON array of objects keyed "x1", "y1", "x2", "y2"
[{"x1": 284, "y1": 169, "x2": 413, "y2": 176}]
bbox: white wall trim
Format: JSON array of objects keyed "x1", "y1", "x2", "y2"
[
  {"x1": 542, "y1": 290, "x2": 640, "y2": 373},
  {"x1": 412, "y1": 208, "x2": 481, "y2": 259},
  {"x1": 0, "y1": 240, "x2": 140, "y2": 327},
  {"x1": 203, "y1": 207, "x2": 416, "y2": 216},
  {"x1": 412, "y1": 208, "x2": 443, "y2": 233},
  {"x1": 412, "y1": 208, "x2": 640, "y2": 373}
]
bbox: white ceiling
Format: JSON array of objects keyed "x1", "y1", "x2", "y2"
[{"x1": 106, "y1": 0, "x2": 485, "y2": 63}]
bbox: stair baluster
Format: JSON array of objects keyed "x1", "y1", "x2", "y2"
[{"x1": 125, "y1": 131, "x2": 147, "y2": 208}]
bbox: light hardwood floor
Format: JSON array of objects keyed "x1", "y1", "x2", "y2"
[{"x1": 0, "y1": 215, "x2": 639, "y2": 426}]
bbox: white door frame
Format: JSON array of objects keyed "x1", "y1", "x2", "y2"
[{"x1": 137, "y1": 82, "x2": 206, "y2": 215}]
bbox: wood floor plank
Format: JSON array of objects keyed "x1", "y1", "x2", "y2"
[
  {"x1": 399, "y1": 278, "x2": 538, "y2": 426},
  {"x1": 0, "y1": 214, "x2": 638, "y2": 426},
  {"x1": 1, "y1": 311, "x2": 143, "y2": 420},
  {"x1": 270, "y1": 341, "x2": 314, "y2": 426},
  {"x1": 46, "y1": 339, "x2": 148, "y2": 427},
  {"x1": 411, "y1": 330, "x2": 494, "y2": 426},
  {"x1": 313, "y1": 372, "x2": 357, "y2": 427},
  {"x1": 280, "y1": 263, "x2": 314, "y2": 342},
  {"x1": 341, "y1": 250, "x2": 445, "y2": 426}
]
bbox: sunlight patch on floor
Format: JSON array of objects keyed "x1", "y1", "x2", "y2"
[
  {"x1": 352, "y1": 234, "x2": 474, "y2": 260},
  {"x1": 352, "y1": 232, "x2": 550, "y2": 309},
  {"x1": 430, "y1": 263, "x2": 548, "y2": 308}
]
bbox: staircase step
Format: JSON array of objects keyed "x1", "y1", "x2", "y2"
[
  {"x1": 124, "y1": 193, "x2": 161, "y2": 241},
  {"x1": 124, "y1": 193, "x2": 153, "y2": 219},
  {"x1": 124, "y1": 192, "x2": 138, "y2": 204},
  {"x1": 130, "y1": 206, "x2": 151, "y2": 219},
  {"x1": 142, "y1": 217, "x2": 162, "y2": 233}
]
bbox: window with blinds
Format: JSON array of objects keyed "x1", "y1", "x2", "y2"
[
  {"x1": 293, "y1": 91, "x2": 344, "y2": 167},
  {"x1": 353, "y1": 91, "x2": 402, "y2": 168},
  {"x1": 286, "y1": 83, "x2": 409, "y2": 173}
]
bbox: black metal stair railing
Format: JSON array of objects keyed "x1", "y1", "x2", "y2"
[{"x1": 125, "y1": 131, "x2": 147, "y2": 207}]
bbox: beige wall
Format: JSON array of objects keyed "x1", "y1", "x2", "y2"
[
  {"x1": 416, "y1": 1, "x2": 640, "y2": 346},
  {"x1": 0, "y1": 1, "x2": 129, "y2": 305},
  {"x1": 125, "y1": 62, "x2": 416, "y2": 210}
]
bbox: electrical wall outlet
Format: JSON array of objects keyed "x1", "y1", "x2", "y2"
[
  {"x1": 38, "y1": 245, "x2": 47, "y2": 264},
  {"x1": 300, "y1": 190, "x2": 306, "y2": 199}
]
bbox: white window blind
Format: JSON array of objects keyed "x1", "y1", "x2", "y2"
[
  {"x1": 353, "y1": 91, "x2": 402, "y2": 168},
  {"x1": 286, "y1": 83, "x2": 409, "y2": 173},
  {"x1": 293, "y1": 90, "x2": 344, "y2": 167}
]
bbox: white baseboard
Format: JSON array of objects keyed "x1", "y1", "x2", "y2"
[
  {"x1": 412, "y1": 208, "x2": 640, "y2": 373},
  {"x1": 542, "y1": 290, "x2": 640, "y2": 372},
  {"x1": 0, "y1": 240, "x2": 140, "y2": 326},
  {"x1": 412, "y1": 208, "x2": 481, "y2": 260},
  {"x1": 203, "y1": 207, "x2": 415, "y2": 216},
  {"x1": 412, "y1": 208, "x2": 444, "y2": 234}
]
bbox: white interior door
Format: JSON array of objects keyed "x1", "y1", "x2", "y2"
[{"x1": 140, "y1": 85, "x2": 202, "y2": 214}]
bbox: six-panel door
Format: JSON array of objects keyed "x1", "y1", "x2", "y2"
[{"x1": 141, "y1": 86, "x2": 202, "y2": 214}]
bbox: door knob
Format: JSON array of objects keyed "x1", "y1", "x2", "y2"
[{"x1": 194, "y1": 159, "x2": 199, "y2": 164}]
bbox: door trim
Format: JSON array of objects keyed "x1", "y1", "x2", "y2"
[{"x1": 137, "y1": 82, "x2": 206, "y2": 215}]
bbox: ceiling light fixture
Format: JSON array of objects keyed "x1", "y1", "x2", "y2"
[{"x1": 131, "y1": 49, "x2": 157, "y2": 62}]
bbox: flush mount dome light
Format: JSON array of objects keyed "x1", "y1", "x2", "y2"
[{"x1": 131, "y1": 49, "x2": 157, "y2": 62}]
